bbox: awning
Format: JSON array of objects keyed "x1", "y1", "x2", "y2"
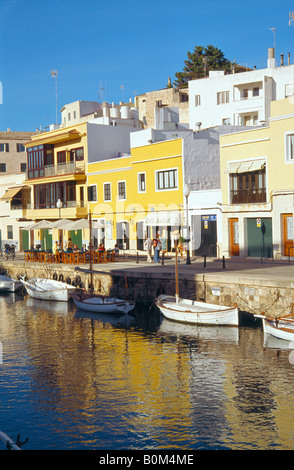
[
  {"x1": 144, "y1": 211, "x2": 181, "y2": 227},
  {"x1": 227, "y1": 159, "x2": 266, "y2": 174},
  {"x1": 0, "y1": 187, "x2": 22, "y2": 201}
]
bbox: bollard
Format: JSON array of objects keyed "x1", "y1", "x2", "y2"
[
  {"x1": 161, "y1": 252, "x2": 165, "y2": 265},
  {"x1": 203, "y1": 255, "x2": 206, "y2": 268},
  {"x1": 136, "y1": 252, "x2": 139, "y2": 264},
  {"x1": 222, "y1": 256, "x2": 225, "y2": 269}
]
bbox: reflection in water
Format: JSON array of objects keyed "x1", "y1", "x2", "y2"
[{"x1": 0, "y1": 296, "x2": 294, "y2": 450}]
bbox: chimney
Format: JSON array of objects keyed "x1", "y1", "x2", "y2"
[
  {"x1": 288, "y1": 52, "x2": 291, "y2": 65},
  {"x1": 281, "y1": 54, "x2": 284, "y2": 66},
  {"x1": 267, "y1": 47, "x2": 275, "y2": 68}
]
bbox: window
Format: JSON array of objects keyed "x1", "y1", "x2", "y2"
[
  {"x1": 88, "y1": 185, "x2": 97, "y2": 202},
  {"x1": 253, "y1": 87, "x2": 260, "y2": 97},
  {"x1": 222, "y1": 118, "x2": 231, "y2": 125},
  {"x1": 118, "y1": 181, "x2": 126, "y2": 200},
  {"x1": 230, "y1": 169, "x2": 266, "y2": 204},
  {"x1": 138, "y1": 173, "x2": 146, "y2": 193},
  {"x1": 286, "y1": 133, "x2": 294, "y2": 162},
  {"x1": 57, "y1": 151, "x2": 66, "y2": 164},
  {"x1": 27, "y1": 144, "x2": 53, "y2": 178},
  {"x1": 70, "y1": 147, "x2": 84, "y2": 161},
  {"x1": 0, "y1": 143, "x2": 9, "y2": 152},
  {"x1": 156, "y1": 169, "x2": 178, "y2": 190},
  {"x1": 7, "y1": 225, "x2": 13, "y2": 240},
  {"x1": 73, "y1": 111, "x2": 77, "y2": 119},
  {"x1": 20, "y1": 163, "x2": 26, "y2": 172},
  {"x1": 195, "y1": 95, "x2": 201, "y2": 106},
  {"x1": 17, "y1": 143, "x2": 25, "y2": 152},
  {"x1": 217, "y1": 91, "x2": 229, "y2": 105},
  {"x1": 104, "y1": 183, "x2": 111, "y2": 201},
  {"x1": 0, "y1": 163, "x2": 6, "y2": 172},
  {"x1": 241, "y1": 89, "x2": 248, "y2": 99}
]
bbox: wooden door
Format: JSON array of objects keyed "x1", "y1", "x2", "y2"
[
  {"x1": 283, "y1": 214, "x2": 294, "y2": 256},
  {"x1": 229, "y1": 218, "x2": 239, "y2": 256}
]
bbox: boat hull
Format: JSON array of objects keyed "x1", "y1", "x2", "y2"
[
  {"x1": 20, "y1": 278, "x2": 76, "y2": 302},
  {"x1": 73, "y1": 293, "x2": 135, "y2": 314},
  {"x1": 262, "y1": 318, "x2": 294, "y2": 342},
  {"x1": 0, "y1": 275, "x2": 22, "y2": 292},
  {"x1": 156, "y1": 295, "x2": 239, "y2": 326}
]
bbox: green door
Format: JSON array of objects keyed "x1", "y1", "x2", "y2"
[
  {"x1": 42, "y1": 229, "x2": 52, "y2": 251},
  {"x1": 22, "y1": 230, "x2": 29, "y2": 251},
  {"x1": 69, "y1": 230, "x2": 83, "y2": 249},
  {"x1": 247, "y1": 218, "x2": 272, "y2": 258}
]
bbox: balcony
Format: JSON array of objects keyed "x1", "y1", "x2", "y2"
[
  {"x1": 231, "y1": 188, "x2": 266, "y2": 204},
  {"x1": 26, "y1": 161, "x2": 85, "y2": 180},
  {"x1": 24, "y1": 200, "x2": 88, "y2": 220}
]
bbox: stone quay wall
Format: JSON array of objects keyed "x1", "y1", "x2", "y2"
[{"x1": 2, "y1": 259, "x2": 294, "y2": 318}]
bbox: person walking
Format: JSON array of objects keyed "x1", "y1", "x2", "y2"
[
  {"x1": 154, "y1": 235, "x2": 162, "y2": 263},
  {"x1": 144, "y1": 236, "x2": 152, "y2": 263}
]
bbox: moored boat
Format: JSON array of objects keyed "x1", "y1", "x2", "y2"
[
  {"x1": 72, "y1": 290, "x2": 135, "y2": 314},
  {"x1": 156, "y1": 294, "x2": 239, "y2": 326},
  {"x1": 255, "y1": 314, "x2": 294, "y2": 341},
  {"x1": 19, "y1": 277, "x2": 76, "y2": 302},
  {"x1": 0, "y1": 275, "x2": 22, "y2": 293}
]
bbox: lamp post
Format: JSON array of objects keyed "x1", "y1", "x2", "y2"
[
  {"x1": 56, "y1": 198, "x2": 62, "y2": 219},
  {"x1": 183, "y1": 184, "x2": 191, "y2": 265},
  {"x1": 56, "y1": 199, "x2": 63, "y2": 249}
]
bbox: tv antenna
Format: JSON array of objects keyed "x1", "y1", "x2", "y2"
[{"x1": 51, "y1": 70, "x2": 58, "y2": 125}]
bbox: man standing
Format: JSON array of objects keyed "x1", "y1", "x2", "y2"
[
  {"x1": 153, "y1": 234, "x2": 162, "y2": 263},
  {"x1": 144, "y1": 236, "x2": 152, "y2": 263}
]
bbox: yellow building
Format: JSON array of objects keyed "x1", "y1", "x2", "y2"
[
  {"x1": 20, "y1": 120, "x2": 134, "y2": 251},
  {"x1": 220, "y1": 97, "x2": 294, "y2": 259},
  {"x1": 87, "y1": 138, "x2": 184, "y2": 252}
]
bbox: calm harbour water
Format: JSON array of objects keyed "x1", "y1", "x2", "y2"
[{"x1": 0, "y1": 291, "x2": 294, "y2": 451}]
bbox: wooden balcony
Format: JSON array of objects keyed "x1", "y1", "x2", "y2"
[{"x1": 231, "y1": 188, "x2": 266, "y2": 204}]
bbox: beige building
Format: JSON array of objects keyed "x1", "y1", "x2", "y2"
[
  {"x1": 0, "y1": 130, "x2": 38, "y2": 175},
  {"x1": 135, "y1": 84, "x2": 189, "y2": 129}
]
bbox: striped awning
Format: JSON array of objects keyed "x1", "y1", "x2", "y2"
[{"x1": 227, "y1": 159, "x2": 266, "y2": 174}]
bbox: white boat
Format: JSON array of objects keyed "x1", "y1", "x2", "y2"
[
  {"x1": 0, "y1": 275, "x2": 22, "y2": 292},
  {"x1": 72, "y1": 291, "x2": 135, "y2": 314},
  {"x1": 19, "y1": 277, "x2": 76, "y2": 302},
  {"x1": 156, "y1": 294, "x2": 239, "y2": 326},
  {"x1": 155, "y1": 235, "x2": 238, "y2": 326},
  {"x1": 255, "y1": 314, "x2": 294, "y2": 342}
]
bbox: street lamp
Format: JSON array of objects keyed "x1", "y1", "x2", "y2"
[
  {"x1": 183, "y1": 184, "x2": 191, "y2": 265},
  {"x1": 56, "y1": 198, "x2": 62, "y2": 219}
]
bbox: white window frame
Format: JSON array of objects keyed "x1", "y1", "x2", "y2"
[
  {"x1": 285, "y1": 131, "x2": 294, "y2": 163},
  {"x1": 138, "y1": 172, "x2": 146, "y2": 193},
  {"x1": 217, "y1": 91, "x2": 230, "y2": 105},
  {"x1": 103, "y1": 182, "x2": 112, "y2": 202},
  {"x1": 117, "y1": 180, "x2": 126, "y2": 200},
  {"x1": 195, "y1": 94, "x2": 201, "y2": 107},
  {"x1": 155, "y1": 168, "x2": 178, "y2": 192}
]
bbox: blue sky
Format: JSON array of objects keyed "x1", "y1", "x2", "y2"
[{"x1": 1, "y1": 0, "x2": 294, "y2": 131}]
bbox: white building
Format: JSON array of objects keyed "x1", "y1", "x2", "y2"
[{"x1": 189, "y1": 48, "x2": 294, "y2": 130}]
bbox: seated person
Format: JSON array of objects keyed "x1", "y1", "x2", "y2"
[
  {"x1": 73, "y1": 244, "x2": 79, "y2": 252},
  {"x1": 67, "y1": 238, "x2": 73, "y2": 252}
]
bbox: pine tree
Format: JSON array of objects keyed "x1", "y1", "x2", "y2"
[{"x1": 173, "y1": 44, "x2": 237, "y2": 88}]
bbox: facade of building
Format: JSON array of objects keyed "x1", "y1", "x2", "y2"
[
  {"x1": 87, "y1": 134, "x2": 184, "y2": 253},
  {"x1": 19, "y1": 121, "x2": 138, "y2": 251},
  {"x1": 0, "y1": 130, "x2": 38, "y2": 174},
  {"x1": 219, "y1": 96, "x2": 294, "y2": 259},
  {"x1": 135, "y1": 85, "x2": 189, "y2": 129},
  {"x1": 189, "y1": 48, "x2": 294, "y2": 131}
]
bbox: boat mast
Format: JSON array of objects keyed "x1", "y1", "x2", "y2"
[
  {"x1": 173, "y1": 231, "x2": 179, "y2": 303},
  {"x1": 89, "y1": 211, "x2": 93, "y2": 293}
]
